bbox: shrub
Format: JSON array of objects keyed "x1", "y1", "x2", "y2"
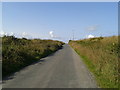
[{"x1": 2, "y1": 36, "x2": 64, "y2": 77}]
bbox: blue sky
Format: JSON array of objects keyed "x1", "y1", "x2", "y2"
[{"x1": 2, "y1": 2, "x2": 118, "y2": 42}]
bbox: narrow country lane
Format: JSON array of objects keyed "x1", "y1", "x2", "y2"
[{"x1": 2, "y1": 44, "x2": 98, "y2": 88}]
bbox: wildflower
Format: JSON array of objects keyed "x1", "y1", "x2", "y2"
[{"x1": 112, "y1": 43, "x2": 115, "y2": 46}]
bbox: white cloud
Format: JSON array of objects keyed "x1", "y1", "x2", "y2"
[
  {"x1": 0, "y1": 31, "x2": 38, "y2": 39},
  {"x1": 86, "y1": 34, "x2": 95, "y2": 38},
  {"x1": 0, "y1": 30, "x2": 62, "y2": 40},
  {"x1": 9, "y1": 32, "x2": 14, "y2": 36},
  {"x1": 49, "y1": 31, "x2": 54, "y2": 38},
  {"x1": 0, "y1": 31, "x2": 15, "y2": 37},
  {"x1": 22, "y1": 32, "x2": 27, "y2": 37},
  {"x1": 20, "y1": 32, "x2": 33, "y2": 39},
  {"x1": 86, "y1": 25, "x2": 99, "y2": 31},
  {"x1": 0, "y1": 31, "x2": 8, "y2": 37},
  {"x1": 49, "y1": 31, "x2": 63, "y2": 40},
  {"x1": 0, "y1": 31, "x2": 5, "y2": 36}
]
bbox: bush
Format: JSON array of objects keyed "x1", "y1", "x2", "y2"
[{"x1": 2, "y1": 36, "x2": 64, "y2": 77}]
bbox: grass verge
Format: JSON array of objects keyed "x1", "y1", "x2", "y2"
[{"x1": 69, "y1": 36, "x2": 119, "y2": 88}]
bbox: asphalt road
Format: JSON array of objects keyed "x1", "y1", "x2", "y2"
[
  {"x1": 2, "y1": 44, "x2": 98, "y2": 88},
  {"x1": 0, "y1": 62, "x2": 2, "y2": 89}
]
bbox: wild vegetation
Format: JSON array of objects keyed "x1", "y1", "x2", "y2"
[
  {"x1": 2, "y1": 36, "x2": 64, "y2": 77},
  {"x1": 69, "y1": 36, "x2": 119, "y2": 88}
]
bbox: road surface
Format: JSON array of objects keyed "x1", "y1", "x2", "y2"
[
  {"x1": 0, "y1": 61, "x2": 2, "y2": 89},
  {"x1": 3, "y1": 44, "x2": 98, "y2": 88}
]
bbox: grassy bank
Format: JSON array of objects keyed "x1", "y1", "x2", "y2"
[
  {"x1": 2, "y1": 36, "x2": 64, "y2": 77},
  {"x1": 69, "y1": 36, "x2": 119, "y2": 88}
]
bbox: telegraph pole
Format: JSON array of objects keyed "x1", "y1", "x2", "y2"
[{"x1": 72, "y1": 30, "x2": 74, "y2": 40}]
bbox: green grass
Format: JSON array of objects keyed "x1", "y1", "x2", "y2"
[
  {"x1": 69, "y1": 36, "x2": 119, "y2": 88},
  {"x1": 2, "y1": 36, "x2": 65, "y2": 77}
]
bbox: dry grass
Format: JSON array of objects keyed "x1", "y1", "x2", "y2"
[{"x1": 69, "y1": 36, "x2": 119, "y2": 88}]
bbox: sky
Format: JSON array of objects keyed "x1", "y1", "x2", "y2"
[
  {"x1": 1, "y1": 2, "x2": 118, "y2": 42},
  {"x1": 1, "y1": 0, "x2": 119, "y2": 2}
]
